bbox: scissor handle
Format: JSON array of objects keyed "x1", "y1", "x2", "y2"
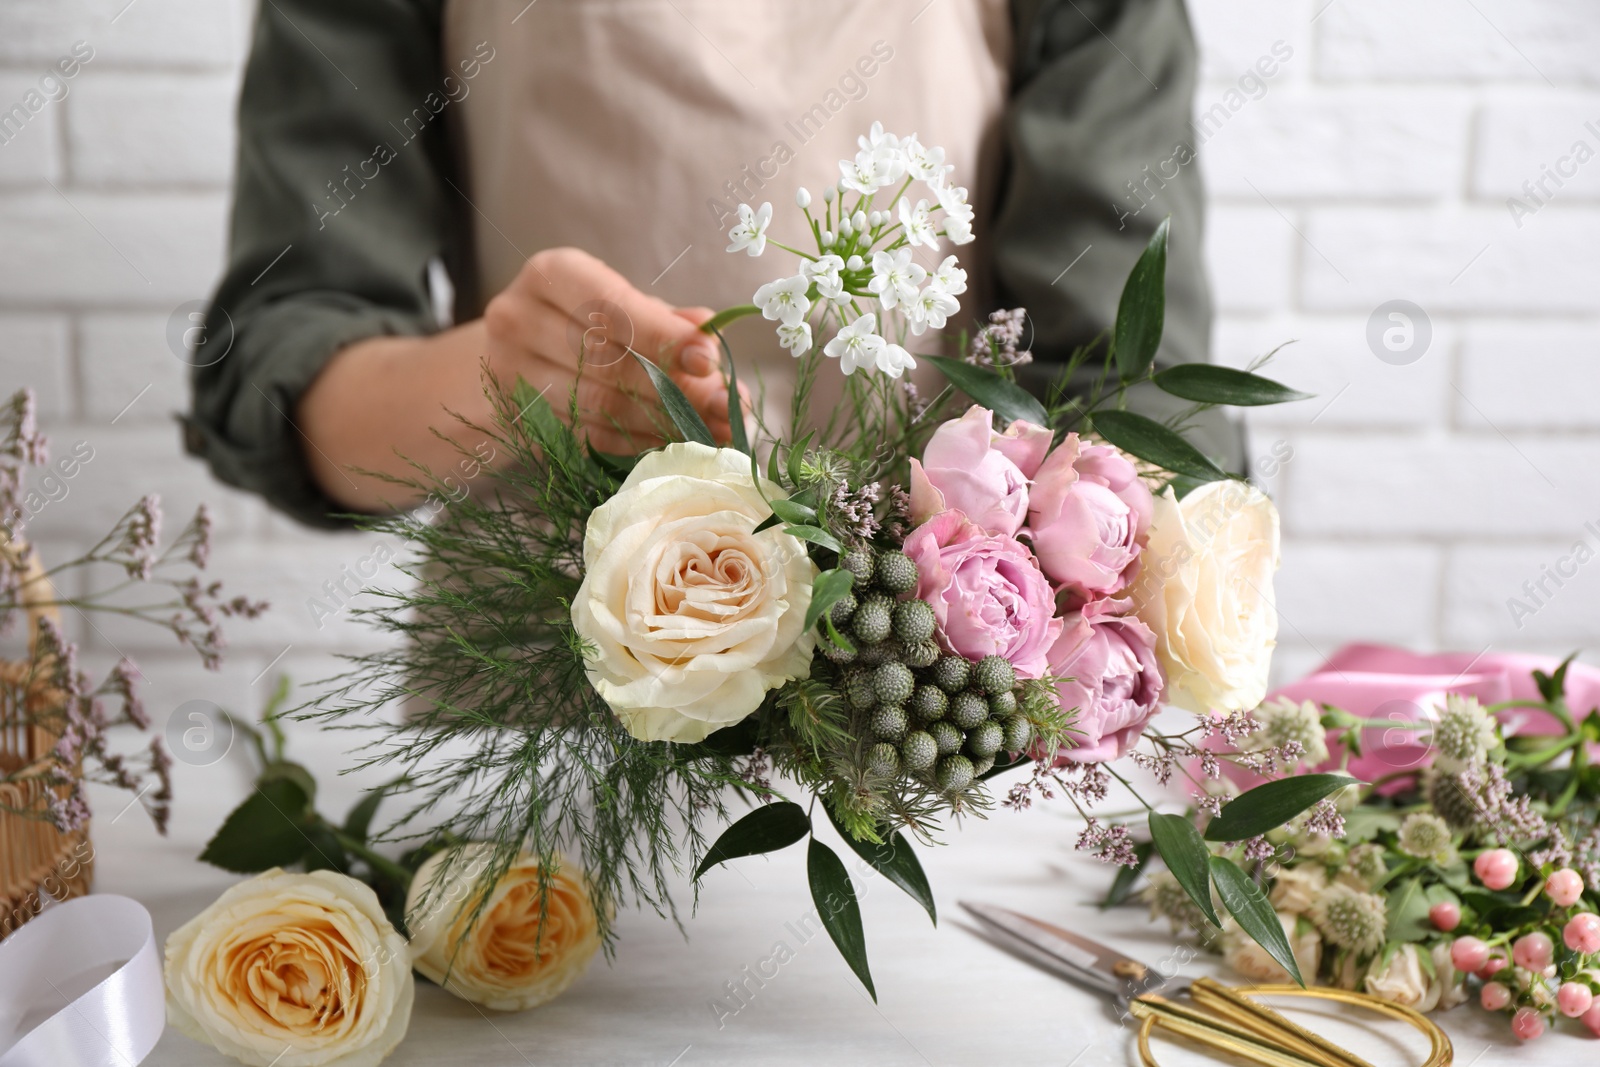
[{"x1": 1134, "y1": 983, "x2": 1453, "y2": 1067}]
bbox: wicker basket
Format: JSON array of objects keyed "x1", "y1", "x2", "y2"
[{"x1": 0, "y1": 540, "x2": 93, "y2": 940}]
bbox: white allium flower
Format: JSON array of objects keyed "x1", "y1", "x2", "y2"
[
  {"x1": 802, "y1": 254, "x2": 847, "y2": 302},
  {"x1": 846, "y1": 254, "x2": 864, "y2": 271},
  {"x1": 1243, "y1": 697, "x2": 1329, "y2": 768},
  {"x1": 868, "y1": 249, "x2": 926, "y2": 311},
  {"x1": 840, "y1": 144, "x2": 905, "y2": 194},
  {"x1": 851, "y1": 210, "x2": 867, "y2": 231},
  {"x1": 901, "y1": 135, "x2": 947, "y2": 183},
  {"x1": 1396, "y1": 812, "x2": 1454, "y2": 863},
  {"x1": 877, "y1": 342, "x2": 917, "y2": 379},
  {"x1": 929, "y1": 255, "x2": 967, "y2": 296},
  {"x1": 777, "y1": 321, "x2": 812, "y2": 356},
  {"x1": 898, "y1": 197, "x2": 939, "y2": 248},
  {"x1": 752, "y1": 275, "x2": 811, "y2": 327},
  {"x1": 858, "y1": 121, "x2": 901, "y2": 153},
  {"x1": 1309, "y1": 883, "x2": 1387, "y2": 956},
  {"x1": 907, "y1": 285, "x2": 959, "y2": 336},
  {"x1": 1430, "y1": 694, "x2": 1498, "y2": 774},
  {"x1": 823, "y1": 313, "x2": 886, "y2": 376},
  {"x1": 937, "y1": 184, "x2": 977, "y2": 245},
  {"x1": 795, "y1": 187, "x2": 811, "y2": 209},
  {"x1": 944, "y1": 213, "x2": 975, "y2": 245},
  {"x1": 726, "y1": 201, "x2": 772, "y2": 256}
]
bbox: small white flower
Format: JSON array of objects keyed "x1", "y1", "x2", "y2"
[
  {"x1": 877, "y1": 342, "x2": 917, "y2": 379},
  {"x1": 901, "y1": 135, "x2": 948, "y2": 183},
  {"x1": 726, "y1": 201, "x2": 772, "y2": 256},
  {"x1": 753, "y1": 274, "x2": 811, "y2": 327},
  {"x1": 898, "y1": 197, "x2": 939, "y2": 248},
  {"x1": 937, "y1": 184, "x2": 977, "y2": 245},
  {"x1": 929, "y1": 255, "x2": 967, "y2": 296},
  {"x1": 796, "y1": 187, "x2": 811, "y2": 209},
  {"x1": 846, "y1": 254, "x2": 864, "y2": 271},
  {"x1": 858, "y1": 122, "x2": 901, "y2": 153},
  {"x1": 803, "y1": 254, "x2": 848, "y2": 302},
  {"x1": 868, "y1": 249, "x2": 926, "y2": 311},
  {"x1": 777, "y1": 321, "x2": 812, "y2": 356},
  {"x1": 840, "y1": 144, "x2": 906, "y2": 195},
  {"x1": 907, "y1": 285, "x2": 960, "y2": 335},
  {"x1": 823, "y1": 314, "x2": 887, "y2": 376},
  {"x1": 944, "y1": 213, "x2": 975, "y2": 245}
]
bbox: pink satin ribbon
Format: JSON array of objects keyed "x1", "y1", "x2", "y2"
[{"x1": 1273, "y1": 643, "x2": 1600, "y2": 784}]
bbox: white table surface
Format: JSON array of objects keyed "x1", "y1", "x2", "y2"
[{"x1": 82, "y1": 755, "x2": 1544, "y2": 1067}]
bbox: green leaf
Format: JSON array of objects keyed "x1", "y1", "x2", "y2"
[
  {"x1": 1100, "y1": 840, "x2": 1154, "y2": 909},
  {"x1": 808, "y1": 838, "x2": 876, "y2": 1000},
  {"x1": 258, "y1": 760, "x2": 317, "y2": 804},
  {"x1": 921, "y1": 355, "x2": 1049, "y2": 428},
  {"x1": 1151, "y1": 364, "x2": 1312, "y2": 407},
  {"x1": 769, "y1": 497, "x2": 819, "y2": 526},
  {"x1": 631, "y1": 351, "x2": 715, "y2": 446},
  {"x1": 1385, "y1": 876, "x2": 1432, "y2": 943},
  {"x1": 512, "y1": 377, "x2": 588, "y2": 474},
  {"x1": 1148, "y1": 812, "x2": 1220, "y2": 927},
  {"x1": 342, "y1": 777, "x2": 403, "y2": 843},
  {"x1": 199, "y1": 777, "x2": 314, "y2": 874},
  {"x1": 1114, "y1": 217, "x2": 1169, "y2": 380},
  {"x1": 803, "y1": 568, "x2": 856, "y2": 633},
  {"x1": 1210, "y1": 856, "x2": 1304, "y2": 986},
  {"x1": 822, "y1": 613, "x2": 856, "y2": 653},
  {"x1": 784, "y1": 525, "x2": 843, "y2": 553},
  {"x1": 694, "y1": 801, "x2": 811, "y2": 879},
  {"x1": 698, "y1": 304, "x2": 762, "y2": 335},
  {"x1": 787, "y1": 431, "x2": 815, "y2": 488},
  {"x1": 300, "y1": 823, "x2": 350, "y2": 874},
  {"x1": 827, "y1": 809, "x2": 936, "y2": 926},
  {"x1": 1203, "y1": 774, "x2": 1359, "y2": 842},
  {"x1": 709, "y1": 325, "x2": 750, "y2": 456},
  {"x1": 1090, "y1": 410, "x2": 1228, "y2": 482}
]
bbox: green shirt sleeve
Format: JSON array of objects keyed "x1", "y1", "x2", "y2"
[
  {"x1": 184, "y1": 0, "x2": 460, "y2": 529},
  {"x1": 997, "y1": 0, "x2": 1245, "y2": 473}
]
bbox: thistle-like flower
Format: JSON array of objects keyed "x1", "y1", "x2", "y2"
[
  {"x1": 1341, "y1": 843, "x2": 1389, "y2": 889},
  {"x1": 1309, "y1": 883, "x2": 1387, "y2": 956},
  {"x1": 1397, "y1": 812, "x2": 1455, "y2": 864},
  {"x1": 1430, "y1": 693, "x2": 1499, "y2": 773},
  {"x1": 1243, "y1": 697, "x2": 1329, "y2": 769}
]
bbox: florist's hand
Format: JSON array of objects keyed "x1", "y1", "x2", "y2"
[{"x1": 484, "y1": 247, "x2": 731, "y2": 452}]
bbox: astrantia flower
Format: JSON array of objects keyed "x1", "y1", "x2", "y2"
[
  {"x1": 1397, "y1": 812, "x2": 1455, "y2": 863},
  {"x1": 901, "y1": 135, "x2": 947, "y2": 183},
  {"x1": 877, "y1": 342, "x2": 916, "y2": 379},
  {"x1": 868, "y1": 249, "x2": 926, "y2": 311},
  {"x1": 908, "y1": 285, "x2": 959, "y2": 335},
  {"x1": 726, "y1": 201, "x2": 772, "y2": 256},
  {"x1": 1340, "y1": 844, "x2": 1389, "y2": 889},
  {"x1": 898, "y1": 197, "x2": 939, "y2": 248},
  {"x1": 1431, "y1": 693, "x2": 1498, "y2": 773},
  {"x1": 802, "y1": 253, "x2": 848, "y2": 302},
  {"x1": 1243, "y1": 697, "x2": 1329, "y2": 769},
  {"x1": 1309, "y1": 883, "x2": 1387, "y2": 956},
  {"x1": 777, "y1": 321, "x2": 812, "y2": 356},
  {"x1": 929, "y1": 255, "x2": 967, "y2": 296},
  {"x1": 753, "y1": 274, "x2": 811, "y2": 327},
  {"x1": 823, "y1": 314, "x2": 886, "y2": 376}
]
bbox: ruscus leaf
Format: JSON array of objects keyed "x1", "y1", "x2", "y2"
[
  {"x1": 1089, "y1": 410, "x2": 1228, "y2": 482},
  {"x1": 827, "y1": 809, "x2": 936, "y2": 926},
  {"x1": 694, "y1": 801, "x2": 811, "y2": 879},
  {"x1": 1148, "y1": 812, "x2": 1221, "y2": 927},
  {"x1": 631, "y1": 351, "x2": 715, "y2": 446},
  {"x1": 808, "y1": 838, "x2": 876, "y2": 1000},
  {"x1": 1210, "y1": 856, "x2": 1304, "y2": 985},
  {"x1": 1152, "y1": 364, "x2": 1312, "y2": 406},
  {"x1": 803, "y1": 569, "x2": 856, "y2": 633},
  {"x1": 1114, "y1": 217, "x2": 1169, "y2": 380},
  {"x1": 1203, "y1": 774, "x2": 1358, "y2": 842},
  {"x1": 921, "y1": 355, "x2": 1049, "y2": 428}
]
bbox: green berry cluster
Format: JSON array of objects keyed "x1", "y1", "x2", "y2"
[{"x1": 826, "y1": 548, "x2": 1034, "y2": 793}]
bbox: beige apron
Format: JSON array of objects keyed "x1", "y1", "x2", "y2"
[{"x1": 442, "y1": 0, "x2": 1011, "y2": 428}]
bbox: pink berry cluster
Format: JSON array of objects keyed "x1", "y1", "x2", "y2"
[{"x1": 1443, "y1": 849, "x2": 1600, "y2": 1041}]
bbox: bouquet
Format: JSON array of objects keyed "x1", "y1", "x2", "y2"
[
  {"x1": 193, "y1": 124, "x2": 1325, "y2": 1040},
  {"x1": 1143, "y1": 650, "x2": 1600, "y2": 1042}
]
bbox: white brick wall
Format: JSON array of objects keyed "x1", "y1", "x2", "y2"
[
  {"x1": 2, "y1": 0, "x2": 1597, "y2": 764},
  {"x1": 1192, "y1": 0, "x2": 1600, "y2": 678}
]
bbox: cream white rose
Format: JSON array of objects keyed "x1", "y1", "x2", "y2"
[
  {"x1": 1268, "y1": 864, "x2": 1328, "y2": 914},
  {"x1": 1364, "y1": 943, "x2": 1434, "y2": 1010},
  {"x1": 1222, "y1": 913, "x2": 1321, "y2": 984},
  {"x1": 1130, "y1": 481, "x2": 1280, "y2": 714},
  {"x1": 164, "y1": 869, "x2": 413, "y2": 1067},
  {"x1": 572, "y1": 442, "x2": 818, "y2": 742},
  {"x1": 406, "y1": 845, "x2": 602, "y2": 1012},
  {"x1": 1429, "y1": 941, "x2": 1467, "y2": 1011}
]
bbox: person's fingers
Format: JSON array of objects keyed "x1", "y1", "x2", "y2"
[{"x1": 519, "y1": 248, "x2": 718, "y2": 377}]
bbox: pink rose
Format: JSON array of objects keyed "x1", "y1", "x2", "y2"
[
  {"x1": 1026, "y1": 433, "x2": 1153, "y2": 598},
  {"x1": 1047, "y1": 598, "x2": 1164, "y2": 763},
  {"x1": 903, "y1": 511, "x2": 1063, "y2": 678},
  {"x1": 909, "y1": 406, "x2": 1052, "y2": 537}
]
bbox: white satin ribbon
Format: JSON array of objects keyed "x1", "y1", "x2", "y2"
[{"x1": 0, "y1": 895, "x2": 165, "y2": 1067}]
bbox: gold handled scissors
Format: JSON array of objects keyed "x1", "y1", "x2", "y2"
[{"x1": 960, "y1": 901, "x2": 1453, "y2": 1067}]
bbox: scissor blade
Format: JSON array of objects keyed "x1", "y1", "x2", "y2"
[{"x1": 960, "y1": 901, "x2": 1172, "y2": 1000}]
